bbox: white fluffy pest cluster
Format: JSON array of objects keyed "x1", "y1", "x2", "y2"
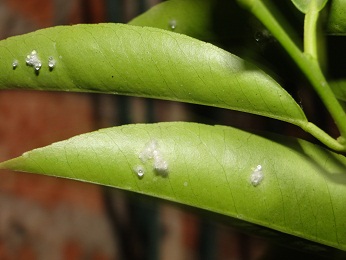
[
  {"x1": 26, "y1": 50, "x2": 42, "y2": 71},
  {"x1": 250, "y1": 165, "x2": 263, "y2": 187},
  {"x1": 139, "y1": 140, "x2": 168, "y2": 175},
  {"x1": 22, "y1": 51, "x2": 56, "y2": 71}
]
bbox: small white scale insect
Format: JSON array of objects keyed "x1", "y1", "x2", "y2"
[
  {"x1": 12, "y1": 60, "x2": 18, "y2": 69},
  {"x1": 48, "y1": 56, "x2": 56, "y2": 69},
  {"x1": 139, "y1": 140, "x2": 157, "y2": 162},
  {"x1": 26, "y1": 50, "x2": 42, "y2": 71},
  {"x1": 169, "y1": 19, "x2": 177, "y2": 30},
  {"x1": 134, "y1": 165, "x2": 145, "y2": 178},
  {"x1": 250, "y1": 165, "x2": 264, "y2": 187},
  {"x1": 138, "y1": 139, "x2": 168, "y2": 175}
]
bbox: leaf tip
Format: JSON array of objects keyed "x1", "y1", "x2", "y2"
[
  {"x1": 0, "y1": 153, "x2": 30, "y2": 172},
  {"x1": 0, "y1": 158, "x2": 16, "y2": 171}
]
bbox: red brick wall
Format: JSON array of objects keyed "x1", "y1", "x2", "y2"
[{"x1": 0, "y1": 1, "x2": 114, "y2": 259}]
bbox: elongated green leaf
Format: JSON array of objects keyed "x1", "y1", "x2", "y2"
[
  {"x1": 327, "y1": 0, "x2": 346, "y2": 35},
  {"x1": 1, "y1": 122, "x2": 345, "y2": 250},
  {"x1": 0, "y1": 23, "x2": 307, "y2": 126},
  {"x1": 291, "y1": 0, "x2": 328, "y2": 13},
  {"x1": 330, "y1": 80, "x2": 346, "y2": 101},
  {"x1": 129, "y1": 0, "x2": 215, "y2": 40}
]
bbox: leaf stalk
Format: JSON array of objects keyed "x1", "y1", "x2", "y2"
[{"x1": 240, "y1": 0, "x2": 346, "y2": 151}]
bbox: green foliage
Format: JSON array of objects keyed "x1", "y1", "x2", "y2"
[
  {"x1": 0, "y1": 24, "x2": 307, "y2": 127},
  {"x1": 291, "y1": 0, "x2": 328, "y2": 13},
  {"x1": 331, "y1": 80, "x2": 346, "y2": 102},
  {"x1": 129, "y1": 0, "x2": 215, "y2": 40},
  {"x1": 327, "y1": 0, "x2": 346, "y2": 35},
  {"x1": 1, "y1": 122, "x2": 346, "y2": 250},
  {"x1": 0, "y1": 0, "x2": 346, "y2": 252}
]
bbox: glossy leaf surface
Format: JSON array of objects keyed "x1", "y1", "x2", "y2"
[
  {"x1": 1, "y1": 122, "x2": 345, "y2": 250},
  {"x1": 0, "y1": 23, "x2": 307, "y2": 126},
  {"x1": 331, "y1": 80, "x2": 346, "y2": 102},
  {"x1": 291, "y1": 0, "x2": 328, "y2": 13},
  {"x1": 327, "y1": 0, "x2": 346, "y2": 35},
  {"x1": 129, "y1": 0, "x2": 215, "y2": 40}
]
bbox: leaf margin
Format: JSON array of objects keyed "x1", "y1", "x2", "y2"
[{"x1": 1, "y1": 121, "x2": 346, "y2": 251}]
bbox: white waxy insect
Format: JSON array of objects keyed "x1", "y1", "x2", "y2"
[
  {"x1": 48, "y1": 56, "x2": 56, "y2": 69},
  {"x1": 12, "y1": 60, "x2": 18, "y2": 69},
  {"x1": 153, "y1": 156, "x2": 168, "y2": 173},
  {"x1": 169, "y1": 19, "x2": 177, "y2": 30},
  {"x1": 139, "y1": 140, "x2": 158, "y2": 163},
  {"x1": 250, "y1": 165, "x2": 264, "y2": 187},
  {"x1": 139, "y1": 139, "x2": 168, "y2": 175},
  {"x1": 134, "y1": 165, "x2": 145, "y2": 178},
  {"x1": 26, "y1": 50, "x2": 42, "y2": 71}
]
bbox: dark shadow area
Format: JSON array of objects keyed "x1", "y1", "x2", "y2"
[{"x1": 114, "y1": 189, "x2": 346, "y2": 260}]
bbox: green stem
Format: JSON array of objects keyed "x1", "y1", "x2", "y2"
[
  {"x1": 240, "y1": 0, "x2": 346, "y2": 149},
  {"x1": 300, "y1": 122, "x2": 345, "y2": 152},
  {"x1": 304, "y1": 4, "x2": 319, "y2": 59},
  {"x1": 302, "y1": 58, "x2": 346, "y2": 139},
  {"x1": 239, "y1": 0, "x2": 303, "y2": 66}
]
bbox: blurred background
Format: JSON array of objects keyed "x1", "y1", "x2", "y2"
[{"x1": 0, "y1": 0, "x2": 345, "y2": 259}]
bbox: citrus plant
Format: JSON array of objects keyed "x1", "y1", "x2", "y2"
[{"x1": 0, "y1": 0, "x2": 345, "y2": 254}]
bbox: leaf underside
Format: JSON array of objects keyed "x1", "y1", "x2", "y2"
[
  {"x1": 0, "y1": 23, "x2": 307, "y2": 127},
  {"x1": 291, "y1": 0, "x2": 328, "y2": 13},
  {"x1": 129, "y1": 0, "x2": 215, "y2": 40},
  {"x1": 1, "y1": 122, "x2": 345, "y2": 251},
  {"x1": 327, "y1": 0, "x2": 346, "y2": 35},
  {"x1": 330, "y1": 80, "x2": 346, "y2": 102}
]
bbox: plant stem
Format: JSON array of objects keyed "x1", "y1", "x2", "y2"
[
  {"x1": 304, "y1": 2, "x2": 319, "y2": 59},
  {"x1": 239, "y1": 0, "x2": 304, "y2": 70},
  {"x1": 300, "y1": 122, "x2": 346, "y2": 152},
  {"x1": 302, "y1": 57, "x2": 346, "y2": 138},
  {"x1": 242, "y1": 0, "x2": 346, "y2": 147}
]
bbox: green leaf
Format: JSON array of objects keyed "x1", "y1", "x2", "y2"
[
  {"x1": 0, "y1": 23, "x2": 307, "y2": 127},
  {"x1": 327, "y1": 0, "x2": 346, "y2": 35},
  {"x1": 330, "y1": 80, "x2": 346, "y2": 102},
  {"x1": 1, "y1": 122, "x2": 345, "y2": 250},
  {"x1": 291, "y1": 0, "x2": 328, "y2": 13},
  {"x1": 129, "y1": 0, "x2": 215, "y2": 40}
]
